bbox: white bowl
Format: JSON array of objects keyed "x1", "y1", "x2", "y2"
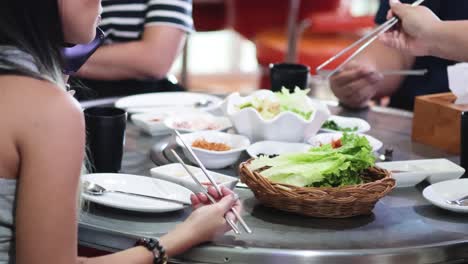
[
  {"x1": 423, "y1": 179, "x2": 468, "y2": 213},
  {"x1": 164, "y1": 112, "x2": 232, "y2": 133},
  {"x1": 222, "y1": 90, "x2": 330, "y2": 143},
  {"x1": 176, "y1": 131, "x2": 250, "y2": 169},
  {"x1": 321, "y1": 115, "x2": 371, "y2": 133},
  {"x1": 246, "y1": 141, "x2": 312, "y2": 158},
  {"x1": 308, "y1": 132, "x2": 383, "y2": 152},
  {"x1": 150, "y1": 163, "x2": 239, "y2": 192}
]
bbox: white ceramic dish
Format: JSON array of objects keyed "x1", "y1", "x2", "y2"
[
  {"x1": 176, "y1": 131, "x2": 250, "y2": 169},
  {"x1": 423, "y1": 179, "x2": 468, "y2": 213},
  {"x1": 131, "y1": 108, "x2": 194, "y2": 136},
  {"x1": 246, "y1": 141, "x2": 312, "y2": 158},
  {"x1": 81, "y1": 173, "x2": 192, "y2": 213},
  {"x1": 150, "y1": 163, "x2": 239, "y2": 192},
  {"x1": 307, "y1": 132, "x2": 383, "y2": 152},
  {"x1": 377, "y1": 159, "x2": 465, "y2": 188},
  {"x1": 321, "y1": 115, "x2": 371, "y2": 133},
  {"x1": 222, "y1": 90, "x2": 330, "y2": 143},
  {"x1": 115, "y1": 92, "x2": 223, "y2": 113},
  {"x1": 164, "y1": 113, "x2": 232, "y2": 133}
]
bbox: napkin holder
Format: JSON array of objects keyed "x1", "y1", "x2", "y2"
[{"x1": 412, "y1": 92, "x2": 468, "y2": 154}]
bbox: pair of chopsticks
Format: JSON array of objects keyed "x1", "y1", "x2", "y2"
[
  {"x1": 171, "y1": 130, "x2": 252, "y2": 235},
  {"x1": 316, "y1": 0, "x2": 426, "y2": 79}
]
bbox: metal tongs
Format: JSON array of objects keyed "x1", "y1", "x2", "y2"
[
  {"x1": 171, "y1": 130, "x2": 252, "y2": 235},
  {"x1": 316, "y1": 0, "x2": 426, "y2": 79}
]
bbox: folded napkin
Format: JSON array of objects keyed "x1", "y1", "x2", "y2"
[{"x1": 448, "y1": 63, "x2": 468, "y2": 104}]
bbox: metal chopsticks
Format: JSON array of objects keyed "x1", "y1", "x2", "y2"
[
  {"x1": 170, "y1": 150, "x2": 241, "y2": 235},
  {"x1": 317, "y1": 69, "x2": 428, "y2": 78},
  {"x1": 316, "y1": 0, "x2": 426, "y2": 79},
  {"x1": 173, "y1": 130, "x2": 252, "y2": 234}
]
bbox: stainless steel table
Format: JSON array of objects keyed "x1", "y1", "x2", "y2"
[{"x1": 79, "y1": 98, "x2": 468, "y2": 264}]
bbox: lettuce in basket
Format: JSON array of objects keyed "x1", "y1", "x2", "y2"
[
  {"x1": 237, "y1": 87, "x2": 313, "y2": 120},
  {"x1": 248, "y1": 133, "x2": 375, "y2": 187}
]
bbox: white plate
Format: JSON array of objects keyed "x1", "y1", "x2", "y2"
[
  {"x1": 115, "y1": 92, "x2": 223, "y2": 113},
  {"x1": 423, "y1": 179, "x2": 468, "y2": 213},
  {"x1": 376, "y1": 159, "x2": 465, "y2": 188},
  {"x1": 164, "y1": 113, "x2": 232, "y2": 133},
  {"x1": 150, "y1": 163, "x2": 239, "y2": 192},
  {"x1": 246, "y1": 141, "x2": 311, "y2": 158},
  {"x1": 321, "y1": 115, "x2": 371, "y2": 133},
  {"x1": 81, "y1": 173, "x2": 192, "y2": 213},
  {"x1": 307, "y1": 132, "x2": 383, "y2": 152}
]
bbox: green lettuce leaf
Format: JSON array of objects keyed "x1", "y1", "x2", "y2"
[{"x1": 248, "y1": 133, "x2": 375, "y2": 187}]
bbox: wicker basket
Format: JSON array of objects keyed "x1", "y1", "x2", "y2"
[{"x1": 239, "y1": 160, "x2": 396, "y2": 218}]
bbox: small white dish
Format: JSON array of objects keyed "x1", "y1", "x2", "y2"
[
  {"x1": 81, "y1": 173, "x2": 192, "y2": 213},
  {"x1": 222, "y1": 90, "x2": 331, "y2": 143},
  {"x1": 246, "y1": 141, "x2": 312, "y2": 158},
  {"x1": 115, "y1": 92, "x2": 223, "y2": 113},
  {"x1": 321, "y1": 115, "x2": 371, "y2": 133},
  {"x1": 307, "y1": 132, "x2": 383, "y2": 152},
  {"x1": 150, "y1": 163, "x2": 239, "y2": 192},
  {"x1": 423, "y1": 179, "x2": 468, "y2": 213},
  {"x1": 377, "y1": 159, "x2": 465, "y2": 188},
  {"x1": 376, "y1": 161, "x2": 429, "y2": 188},
  {"x1": 164, "y1": 113, "x2": 232, "y2": 133},
  {"x1": 131, "y1": 108, "x2": 193, "y2": 136},
  {"x1": 176, "y1": 131, "x2": 250, "y2": 169}
]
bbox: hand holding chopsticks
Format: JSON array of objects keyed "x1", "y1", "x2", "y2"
[
  {"x1": 172, "y1": 129, "x2": 252, "y2": 234},
  {"x1": 316, "y1": 0, "x2": 426, "y2": 79}
]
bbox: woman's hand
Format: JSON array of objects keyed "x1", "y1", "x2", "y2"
[
  {"x1": 187, "y1": 186, "x2": 241, "y2": 242},
  {"x1": 379, "y1": 0, "x2": 441, "y2": 56}
]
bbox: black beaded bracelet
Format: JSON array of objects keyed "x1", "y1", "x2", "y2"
[{"x1": 135, "y1": 237, "x2": 168, "y2": 264}]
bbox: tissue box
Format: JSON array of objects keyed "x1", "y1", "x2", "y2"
[{"x1": 412, "y1": 92, "x2": 468, "y2": 154}]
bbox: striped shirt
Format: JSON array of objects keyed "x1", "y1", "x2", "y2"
[{"x1": 100, "y1": 0, "x2": 194, "y2": 43}]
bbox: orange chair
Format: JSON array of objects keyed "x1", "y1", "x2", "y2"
[{"x1": 229, "y1": 0, "x2": 375, "y2": 89}]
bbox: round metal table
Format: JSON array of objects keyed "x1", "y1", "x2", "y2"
[{"x1": 78, "y1": 98, "x2": 468, "y2": 264}]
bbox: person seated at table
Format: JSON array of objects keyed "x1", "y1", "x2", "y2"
[
  {"x1": 329, "y1": 0, "x2": 468, "y2": 111},
  {"x1": 0, "y1": 0, "x2": 241, "y2": 263},
  {"x1": 380, "y1": 0, "x2": 468, "y2": 62},
  {"x1": 72, "y1": 0, "x2": 193, "y2": 100}
]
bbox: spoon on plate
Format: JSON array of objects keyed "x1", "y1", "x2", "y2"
[
  {"x1": 82, "y1": 181, "x2": 191, "y2": 206},
  {"x1": 127, "y1": 99, "x2": 213, "y2": 111},
  {"x1": 446, "y1": 195, "x2": 468, "y2": 206}
]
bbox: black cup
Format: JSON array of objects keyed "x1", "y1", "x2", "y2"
[
  {"x1": 270, "y1": 63, "x2": 310, "y2": 92},
  {"x1": 461, "y1": 112, "x2": 468, "y2": 178},
  {"x1": 84, "y1": 107, "x2": 127, "y2": 173}
]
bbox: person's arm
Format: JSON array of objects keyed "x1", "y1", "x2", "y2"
[
  {"x1": 380, "y1": 0, "x2": 468, "y2": 61},
  {"x1": 329, "y1": 40, "x2": 414, "y2": 108},
  {"x1": 76, "y1": 26, "x2": 186, "y2": 80},
  {"x1": 14, "y1": 77, "x2": 86, "y2": 264}
]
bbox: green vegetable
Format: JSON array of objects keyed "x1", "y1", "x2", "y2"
[
  {"x1": 237, "y1": 87, "x2": 313, "y2": 120},
  {"x1": 322, "y1": 120, "x2": 358, "y2": 132},
  {"x1": 248, "y1": 133, "x2": 375, "y2": 187}
]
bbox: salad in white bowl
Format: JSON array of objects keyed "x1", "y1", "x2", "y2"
[{"x1": 223, "y1": 88, "x2": 330, "y2": 143}]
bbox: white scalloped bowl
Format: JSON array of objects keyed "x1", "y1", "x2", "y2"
[{"x1": 222, "y1": 90, "x2": 331, "y2": 143}]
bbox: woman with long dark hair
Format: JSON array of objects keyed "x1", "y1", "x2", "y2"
[{"x1": 0, "y1": 1, "x2": 240, "y2": 263}]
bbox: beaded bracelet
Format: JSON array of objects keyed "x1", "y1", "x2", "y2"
[{"x1": 135, "y1": 237, "x2": 168, "y2": 264}]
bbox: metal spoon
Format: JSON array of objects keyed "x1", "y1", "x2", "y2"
[
  {"x1": 446, "y1": 195, "x2": 468, "y2": 206},
  {"x1": 82, "y1": 181, "x2": 191, "y2": 206},
  {"x1": 126, "y1": 99, "x2": 213, "y2": 111}
]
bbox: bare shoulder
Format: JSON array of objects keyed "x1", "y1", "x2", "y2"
[{"x1": 0, "y1": 75, "x2": 84, "y2": 138}]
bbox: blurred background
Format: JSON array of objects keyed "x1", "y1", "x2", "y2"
[{"x1": 169, "y1": 0, "x2": 380, "y2": 99}]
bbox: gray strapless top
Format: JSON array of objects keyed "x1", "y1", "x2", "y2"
[{"x1": 0, "y1": 179, "x2": 16, "y2": 264}]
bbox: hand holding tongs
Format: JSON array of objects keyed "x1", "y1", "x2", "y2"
[
  {"x1": 316, "y1": 0, "x2": 427, "y2": 79},
  {"x1": 172, "y1": 130, "x2": 252, "y2": 235}
]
